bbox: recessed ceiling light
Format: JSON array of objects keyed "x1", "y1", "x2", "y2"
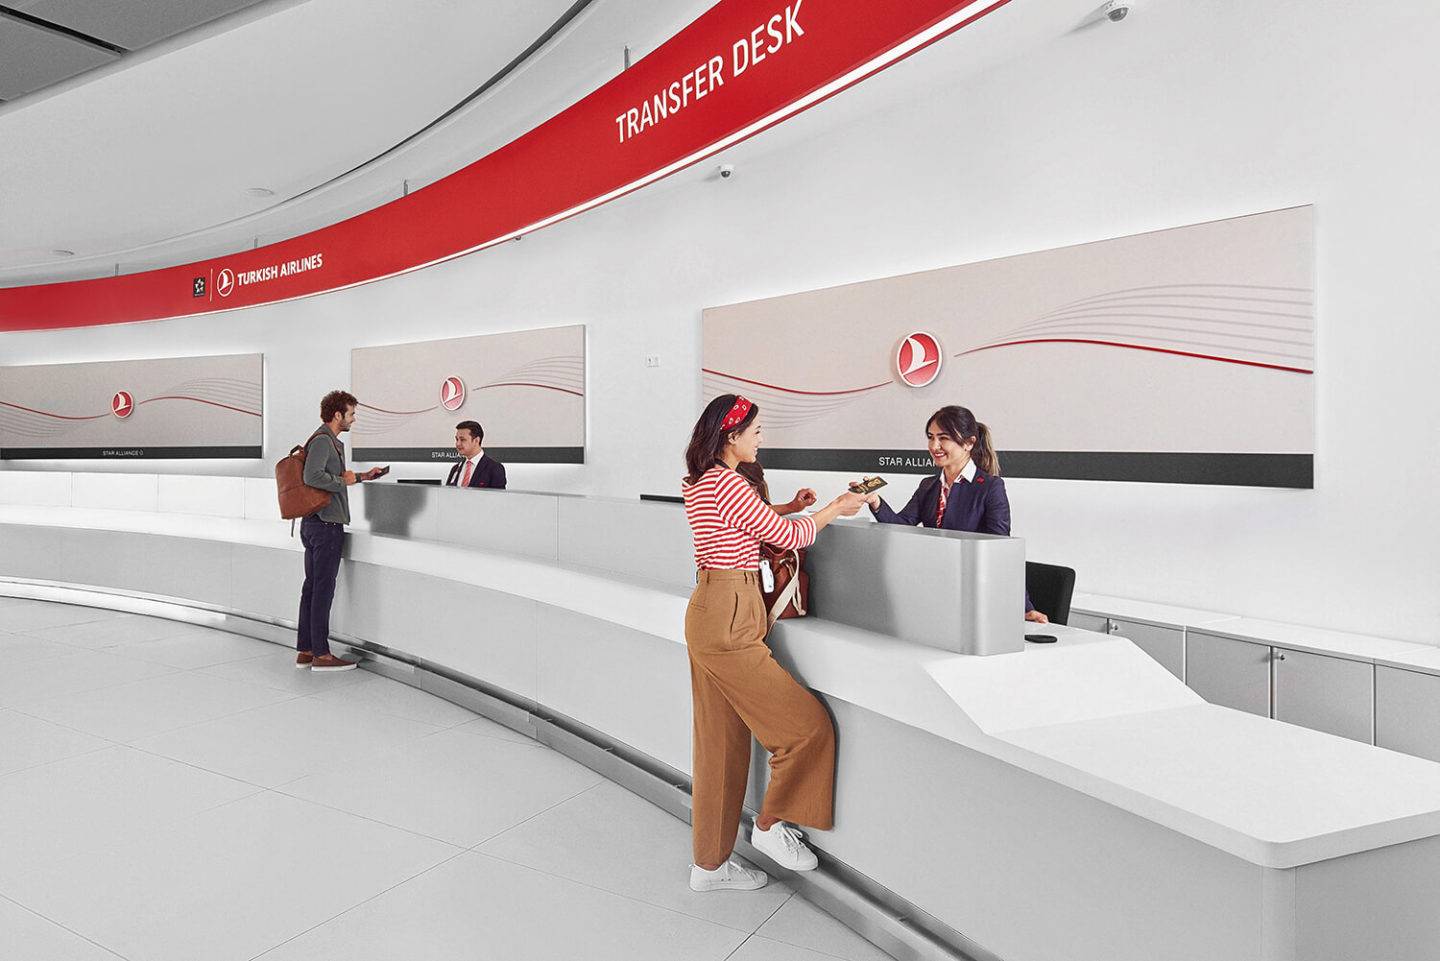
[
  {"x1": 51, "y1": 249, "x2": 74, "y2": 257},
  {"x1": 246, "y1": 187, "x2": 275, "y2": 198}
]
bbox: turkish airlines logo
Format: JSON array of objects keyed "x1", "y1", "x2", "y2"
[
  {"x1": 896, "y1": 332, "x2": 943, "y2": 388},
  {"x1": 440, "y1": 376, "x2": 466, "y2": 412},
  {"x1": 216, "y1": 268, "x2": 235, "y2": 298},
  {"x1": 111, "y1": 391, "x2": 134, "y2": 419}
]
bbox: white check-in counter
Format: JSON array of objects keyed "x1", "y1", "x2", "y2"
[{"x1": 3, "y1": 471, "x2": 1440, "y2": 961}]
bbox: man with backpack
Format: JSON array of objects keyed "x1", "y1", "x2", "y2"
[{"x1": 295, "y1": 390, "x2": 383, "y2": 671}]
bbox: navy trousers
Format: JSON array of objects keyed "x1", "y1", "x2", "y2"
[{"x1": 297, "y1": 515, "x2": 344, "y2": 656}]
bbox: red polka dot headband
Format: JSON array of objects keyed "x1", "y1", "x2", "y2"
[{"x1": 720, "y1": 396, "x2": 753, "y2": 432}]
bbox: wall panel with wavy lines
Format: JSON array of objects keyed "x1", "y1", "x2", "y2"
[
  {"x1": 703, "y1": 207, "x2": 1314, "y2": 488},
  {"x1": 350, "y1": 324, "x2": 584, "y2": 464},
  {"x1": 0, "y1": 353, "x2": 262, "y2": 459}
]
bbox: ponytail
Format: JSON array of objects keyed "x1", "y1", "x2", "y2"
[{"x1": 972, "y1": 422, "x2": 1000, "y2": 476}]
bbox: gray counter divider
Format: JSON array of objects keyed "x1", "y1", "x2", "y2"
[{"x1": 363, "y1": 483, "x2": 1026, "y2": 655}]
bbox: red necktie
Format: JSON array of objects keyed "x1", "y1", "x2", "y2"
[
  {"x1": 461, "y1": 460, "x2": 474, "y2": 487},
  {"x1": 934, "y1": 480, "x2": 948, "y2": 527}
]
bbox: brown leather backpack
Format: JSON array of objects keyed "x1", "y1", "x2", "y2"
[
  {"x1": 275, "y1": 430, "x2": 338, "y2": 520},
  {"x1": 760, "y1": 543, "x2": 808, "y2": 628}
]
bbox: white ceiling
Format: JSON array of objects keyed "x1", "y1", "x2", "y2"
[{"x1": 0, "y1": 0, "x2": 1083, "y2": 288}]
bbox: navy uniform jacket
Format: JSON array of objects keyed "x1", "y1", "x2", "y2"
[
  {"x1": 872, "y1": 469, "x2": 1034, "y2": 612},
  {"x1": 445, "y1": 455, "x2": 507, "y2": 490}
]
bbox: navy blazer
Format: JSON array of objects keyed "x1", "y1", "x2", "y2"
[
  {"x1": 445, "y1": 455, "x2": 507, "y2": 490},
  {"x1": 872, "y1": 469, "x2": 1033, "y2": 612}
]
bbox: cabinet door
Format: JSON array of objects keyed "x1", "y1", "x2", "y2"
[
  {"x1": 1375, "y1": 666, "x2": 1440, "y2": 761},
  {"x1": 1273, "y1": 648, "x2": 1373, "y2": 743},
  {"x1": 1186, "y1": 632, "x2": 1271, "y2": 717},
  {"x1": 1068, "y1": 612, "x2": 1109, "y2": 634},
  {"x1": 1109, "y1": 618, "x2": 1185, "y2": 681}
]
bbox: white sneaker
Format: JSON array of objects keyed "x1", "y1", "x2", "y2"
[
  {"x1": 751, "y1": 821, "x2": 819, "y2": 871},
  {"x1": 689, "y1": 859, "x2": 768, "y2": 892}
]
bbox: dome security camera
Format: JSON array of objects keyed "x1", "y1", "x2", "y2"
[
  {"x1": 1099, "y1": 0, "x2": 1130, "y2": 21},
  {"x1": 717, "y1": 164, "x2": 735, "y2": 179}
]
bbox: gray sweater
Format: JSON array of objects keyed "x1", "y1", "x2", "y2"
[{"x1": 302, "y1": 425, "x2": 352, "y2": 525}]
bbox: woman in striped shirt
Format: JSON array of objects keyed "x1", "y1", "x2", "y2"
[{"x1": 682, "y1": 393, "x2": 866, "y2": 892}]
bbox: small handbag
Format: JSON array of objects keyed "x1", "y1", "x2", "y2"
[{"x1": 759, "y1": 544, "x2": 808, "y2": 627}]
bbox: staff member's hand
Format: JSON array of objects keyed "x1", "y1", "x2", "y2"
[
  {"x1": 788, "y1": 488, "x2": 817, "y2": 510},
  {"x1": 1025, "y1": 609, "x2": 1050, "y2": 624}
]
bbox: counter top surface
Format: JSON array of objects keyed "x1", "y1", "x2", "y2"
[{"x1": 1000, "y1": 703, "x2": 1440, "y2": 868}]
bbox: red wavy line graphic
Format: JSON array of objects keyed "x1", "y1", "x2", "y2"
[
  {"x1": 1, "y1": 396, "x2": 261, "y2": 419},
  {"x1": 359, "y1": 402, "x2": 439, "y2": 416},
  {"x1": 137, "y1": 396, "x2": 261, "y2": 416},
  {"x1": 956, "y1": 339, "x2": 1314, "y2": 374},
  {"x1": 702, "y1": 370, "x2": 893, "y2": 396},
  {"x1": 477, "y1": 383, "x2": 585, "y2": 397},
  {"x1": 0, "y1": 400, "x2": 109, "y2": 421}
]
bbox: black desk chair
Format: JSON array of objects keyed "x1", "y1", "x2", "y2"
[{"x1": 1026, "y1": 562, "x2": 1076, "y2": 626}]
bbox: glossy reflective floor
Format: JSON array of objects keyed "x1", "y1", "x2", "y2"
[{"x1": 0, "y1": 596, "x2": 893, "y2": 961}]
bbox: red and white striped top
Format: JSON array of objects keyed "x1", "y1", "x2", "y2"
[{"x1": 683, "y1": 465, "x2": 817, "y2": 570}]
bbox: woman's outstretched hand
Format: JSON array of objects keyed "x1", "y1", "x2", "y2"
[{"x1": 830, "y1": 491, "x2": 868, "y2": 517}]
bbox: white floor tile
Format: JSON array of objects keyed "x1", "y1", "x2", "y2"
[
  {"x1": 26, "y1": 614, "x2": 198, "y2": 651},
  {"x1": 306, "y1": 672, "x2": 480, "y2": 727},
  {"x1": 0, "y1": 709, "x2": 111, "y2": 777},
  {"x1": 448, "y1": 712, "x2": 542, "y2": 746},
  {"x1": 282, "y1": 725, "x2": 602, "y2": 846},
  {"x1": 756, "y1": 895, "x2": 895, "y2": 961},
  {"x1": 130, "y1": 694, "x2": 446, "y2": 787},
  {"x1": 480, "y1": 780, "x2": 792, "y2": 933},
  {"x1": 728, "y1": 935, "x2": 874, "y2": 961},
  {"x1": 0, "y1": 649, "x2": 179, "y2": 708},
  {"x1": 15, "y1": 670, "x2": 299, "y2": 742},
  {"x1": 105, "y1": 630, "x2": 274, "y2": 669},
  {"x1": 198, "y1": 649, "x2": 378, "y2": 693},
  {"x1": 0, "y1": 631, "x2": 80, "y2": 664},
  {"x1": 0, "y1": 896, "x2": 123, "y2": 961},
  {"x1": 3, "y1": 792, "x2": 459, "y2": 961},
  {"x1": 254, "y1": 851, "x2": 749, "y2": 961},
  {"x1": 0, "y1": 746, "x2": 258, "y2": 889},
  {"x1": 0, "y1": 603, "x2": 129, "y2": 633}
]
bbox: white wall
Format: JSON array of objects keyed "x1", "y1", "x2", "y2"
[{"x1": 3, "y1": 0, "x2": 1437, "y2": 642}]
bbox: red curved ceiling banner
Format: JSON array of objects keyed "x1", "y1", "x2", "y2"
[{"x1": 0, "y1": 0, "x2": 1012, "y2": 331}]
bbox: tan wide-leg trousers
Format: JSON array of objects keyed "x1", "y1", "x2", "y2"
[{"x1": 685, "y1": 569, "x2": 836, "y2": 867}]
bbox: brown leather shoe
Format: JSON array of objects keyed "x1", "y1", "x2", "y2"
[
  {"x1": 295, "y1": 652, "x2": 314, "y2": 669},
  {"x1": 310, "y1": 653, "x2": 358, "y2": 672}
]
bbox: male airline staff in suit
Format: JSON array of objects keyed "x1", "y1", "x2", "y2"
[
  {"x1": 863, "y1": 404, "x2": 1047, "y2": 623},
  {"x1": 446, "y1": 420, "x2": 507, "y2": 489}
]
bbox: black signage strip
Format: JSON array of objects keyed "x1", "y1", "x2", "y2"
[
  {"x1": 353, "y1": 447, "x2": 585, "y2": 465},
  {"x1": 1, "y1": 446, "x2": 262, "y2": 460},
  {"x1": 757, "y1": 449, "x2": 1314, "y2": 489}
]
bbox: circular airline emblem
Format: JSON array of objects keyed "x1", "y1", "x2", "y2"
[
  {"x1": 216, "y1": 268, "x2": 235, "y2": 298},
  {"x1": 440, "y1": 376, "x2": 466, "y2": 412},
  {"x1": 111, "y1": 391, "x2": 134, "y2": 419},
  {"x1": 896, "y1": 332, "x2": 944, "y2": 388}
]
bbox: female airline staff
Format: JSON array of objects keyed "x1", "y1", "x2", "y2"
[
  {"x1": 682, "y1": 394, "x2": 865, "y2": 892},
  {"x1": 864, "y1": 404, "x2": 1049, "y2": 624}
]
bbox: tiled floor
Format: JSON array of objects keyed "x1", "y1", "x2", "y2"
[{"x1": 0, "y1": 597, "x2": 893, "y2": 961}]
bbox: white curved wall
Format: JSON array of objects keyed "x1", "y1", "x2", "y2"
[{"x1": 3, "y1": 0, "x2": 1438, "y2": 641}]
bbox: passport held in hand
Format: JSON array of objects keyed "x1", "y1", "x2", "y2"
[{"x1": 849, "y1": 476, "x2": 888, "y2": 495}]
